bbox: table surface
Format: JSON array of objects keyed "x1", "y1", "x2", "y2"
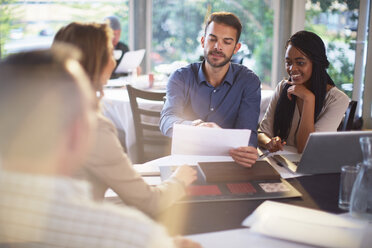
[{"x1": 156, "y1": 173, "x2": 345, "y2": 236}]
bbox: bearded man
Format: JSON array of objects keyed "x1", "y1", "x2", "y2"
[{"x1": 160, "y1": 12, "x2": 261, "y2": 167}]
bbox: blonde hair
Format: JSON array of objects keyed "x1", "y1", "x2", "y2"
[
  {"x1": 0, "y1": 46, "x2": 93, "y2": 160},
  {"x1": 53, "y1": 22, "x2": 113, "y2": 97}
]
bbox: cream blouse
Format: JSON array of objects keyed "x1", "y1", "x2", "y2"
[
  {"x1": 260, "y1": 80, "x2": 350, "y2": 147},
  {"x1": 75, "y1": 113, "x2": 185, "y2": 217}
]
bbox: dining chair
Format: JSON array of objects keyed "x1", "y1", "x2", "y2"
[
  {"x1": 338, "y1": 100, "x2": 357, "y2": 131},
  {"x1": 126, "y1": 84, "x2": 171, "y2": 163}
]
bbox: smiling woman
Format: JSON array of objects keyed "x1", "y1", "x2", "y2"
[{"x1": 258, "y1": 30, "x2": 350, "y2": 154}]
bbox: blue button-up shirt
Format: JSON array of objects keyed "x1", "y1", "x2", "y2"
[{"x1": 160, "y1": 62, "x2": 261, "y2": 146}]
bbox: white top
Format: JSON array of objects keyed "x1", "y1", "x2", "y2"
[
  {"x1": 0, "y1": 169, "x2": 175, "y2": 248},
  {"x1": 260, "y1": 80, "x2": 350, "y2": 146}
]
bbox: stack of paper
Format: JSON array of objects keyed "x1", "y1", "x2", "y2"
[{"x1": 242, "y1": 201, "x2": 370, "y2": 248}]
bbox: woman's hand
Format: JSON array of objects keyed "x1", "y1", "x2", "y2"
[
  {"x1": 229, "y1": 146, "x2": 258, "y2": 168},
  {"x1": 287, "y1": 84, "x2": 314, "y2": 101},
  {"x1": 265, "y1": 136, "x2": 286, "y2": 153},
  {"x1": 173, "y1": 236, "x2": 202, "y2": 248},
  {"x1": 172, "y1": 165, "x2": 198, "y2": 187}
]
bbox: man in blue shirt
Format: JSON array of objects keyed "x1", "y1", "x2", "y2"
[{"x1": 160, "y1": 12, "x2": 261, "y2": 167}]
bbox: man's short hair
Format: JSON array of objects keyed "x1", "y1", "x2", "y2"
[
  {"x1": 204, "y1": 12, "x2": 242, "y2": 42},
  {"x1": 104, "y1": 16, "x2": 121, "y2": 31},
  {"x1": 0, "y1": 45, "x2": 93, "y2": 160}
]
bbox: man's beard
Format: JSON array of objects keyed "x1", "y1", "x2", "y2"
[{"x1": 204, "y1": 50, "x2": 233, "y2": 68}]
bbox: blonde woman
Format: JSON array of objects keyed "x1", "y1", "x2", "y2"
[{"x1": 53, "y1": 22, "x2": 197, "y2": 217}]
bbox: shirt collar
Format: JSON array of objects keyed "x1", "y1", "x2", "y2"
[{"x1": 197, "y1": 61, "x2": 234, "y2": 86}]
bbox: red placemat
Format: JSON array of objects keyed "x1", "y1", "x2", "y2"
[
  {"x1": 187, "y1": 185, "x2": 222, "y2": 196},
  {"x1": 227, "y1": 182, "x2": 257, "y2": 194}
]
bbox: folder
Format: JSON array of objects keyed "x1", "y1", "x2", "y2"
[{"x1": 198, "y1": 161, "x2": 280, "y2": 183}]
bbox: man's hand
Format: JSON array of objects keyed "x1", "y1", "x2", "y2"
[
  {"x1": 192, "y1": 119, "x2": 221, "y2": 128},
  {"x1": 197, "y1": 122, "x2": 220, "y2": 128},
  {"x1": 229, "y1": 146, "x2": 258, "y2": 167},
  {"x1": 173, "y1": 236, "x2": 202, "y2": 248}
]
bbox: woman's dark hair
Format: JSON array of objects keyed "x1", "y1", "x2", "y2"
[{"x1": 273, "y1": 30, "x2": 335, "y2": 140}]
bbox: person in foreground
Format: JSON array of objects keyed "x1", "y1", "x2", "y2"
[
  {"x1": 0, "y1": 47, "x2": 200, "y2": 248},
  {"x1": 160, "y1": 12, "x2": 261, "y2": 167},
  {"x1": 53, "y1": 22, "x2": 197, "y2": 217},
  {"x1": 259, "y1": 30, "x2": 349, "y2": 153}
]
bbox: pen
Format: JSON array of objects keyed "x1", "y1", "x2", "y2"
[{"x1": 259, "y1": 150, "x2": 271, "y2": 159}]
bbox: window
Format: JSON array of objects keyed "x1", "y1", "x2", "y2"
[
  {"x1": 305, "y1": 0, "x2": 360, "y2": 98},
  {"x1": 1, "y1": 0, "x2": 129, "y2": 57},
  {"x1": 151, "y1": 0, "x2": 274, "y2": 85}
]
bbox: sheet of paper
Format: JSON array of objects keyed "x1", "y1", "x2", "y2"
[
  {"x1": 115, "y1": 49, "x2": 145, "y2": 73},
  {"x1": 242, "y1": 201, "x2": 369, "y2": 248},
  {"x1": 133, "y1": 163, "x2": 160, "y2": 176},
  {"x1": 265, "y1": 157, "x2": 303, "y2": 179},
  {"x1": 105, "y1": 77, "x2": 128, "y2": 88},
  {"x1": 104, "y1": 177, "x2": 161, "y2": 198},
  {"x1": 142, "y1": 155, "x2": 234, "y2": 168},
  {"x1": 186, "y1": 228, "x2": 314, "y2": 248},
  {"x1": 258, "y1": 145, "x2": 300, "y2": 159},
  {"x1": 258, "y1": 145, "x2": 304, "y2": 179},
  {"x1": 171, "y1": 124, "x2": 251, "y2": 156}
]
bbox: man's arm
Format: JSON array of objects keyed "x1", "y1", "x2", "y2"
[
  {"x1": 235, "y1": 71, "x2": 261, "y2": 147},
  {"x1": 230, "y1": 71, "x2": 261, "y2": 167},
  {"x1": 160, "y1": 70, "x2": 193, "y2": 137}
]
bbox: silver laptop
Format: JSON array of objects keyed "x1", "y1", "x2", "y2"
[{"x1": 272, "y1": 131, "x2": 372, "y2": 174}]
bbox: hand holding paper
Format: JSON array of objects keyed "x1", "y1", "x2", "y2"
[
  {"x1": 171, "y1": 124, "x2": 251, "y2": 156},
  {"x1": 229, "y1": 146, "x2": 258, "y2": 168}
]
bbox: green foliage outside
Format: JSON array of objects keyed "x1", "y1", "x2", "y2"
[
  {"x1": 0, "y1": 0, "x2": 18, "y2": 58},
  {"x1": 306, "y1": 0, "x2": 360, "y2": 98},
  {"x1": 152, "y1": 0, "x2": 273, "y2": 84},
  {"x1": 1, "y1": 1, "x2": 129, "y2": 58}
]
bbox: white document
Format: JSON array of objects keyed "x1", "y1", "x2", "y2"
[
  {"x1": 259, "y1": 146, "x2": 303, "y2": 179},
  {"x1": 171, "y1": 124, "x2": 251, "y2": 156},
  {"x1": 143, "y1": 155, "x2": 234, "y2": 167},
  {"x1": 133, "y1": 163, "x2": 160, "y2": 176},
  {"x1": 242, "y1": 201, "x2": 369, "y2": 248},
  {"x1": 105, "y1": 77, "x2": 126, "y2": 88},
  {"x1": 115, "y1": 49, "x2": 145, "y2": 73},
  {"x1": 187, "y1": 228, "x2": 314, "y2": 248}
]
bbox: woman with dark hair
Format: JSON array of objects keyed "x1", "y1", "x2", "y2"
[{"x1": 259, "y1": 31, "x2": 349, "y2": 153}]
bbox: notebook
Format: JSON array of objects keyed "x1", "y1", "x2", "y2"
[
  {"x1": 198, "y1": 161, "x2": 280, "y2": 183},
  {"x1": 272, "y1": 131, "x2": 372, "y2": 174}
]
